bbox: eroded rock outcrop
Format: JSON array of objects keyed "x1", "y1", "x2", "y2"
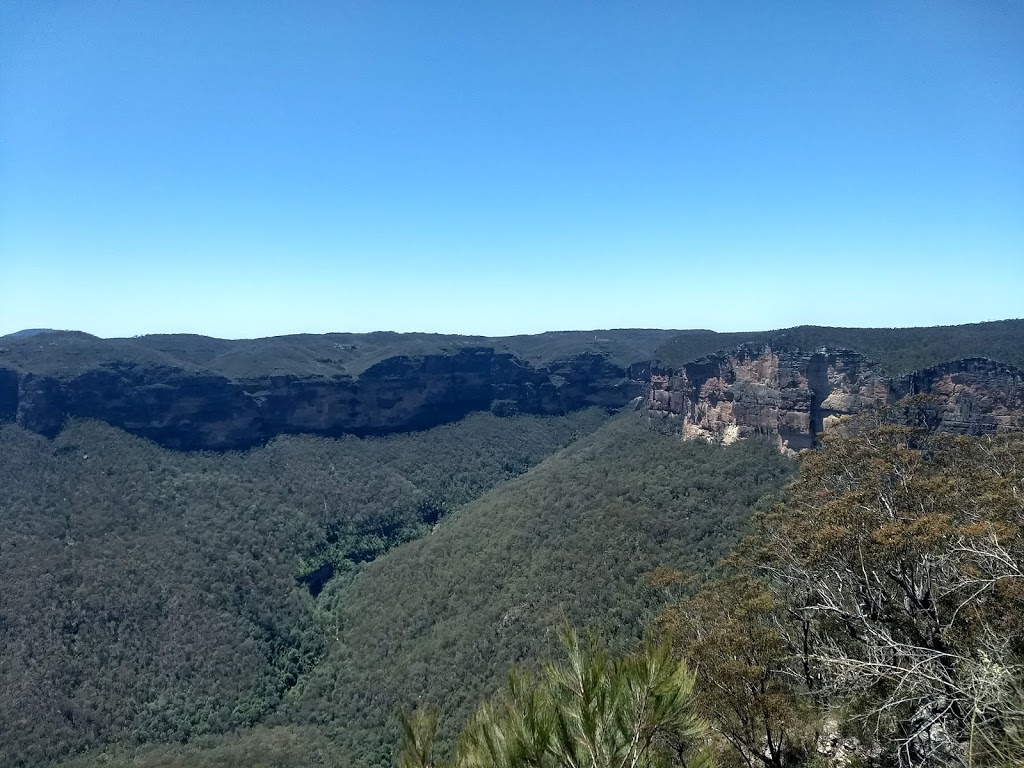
[
  {"x1": 897, "y1": 358, "x2": 1024, "y2": 435},
  {"x1": 647, "y1": 346, "x2": 1024, "y2": 453}
]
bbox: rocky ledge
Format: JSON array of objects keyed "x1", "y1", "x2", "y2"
[
  {"x1": 0, "y1": 348, "x2": 645, "y2": 450},
  {"x1": 646, "y1": 345, "x2": 1024, "y2": 453}
]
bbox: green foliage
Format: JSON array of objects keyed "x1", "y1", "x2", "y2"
[
  {"x1": 399, "y1": 625, "x2": 714, "y2": 768},
  {"x1": 0, "y1": 410, "x2": 607, "y2": 766},
  {"x1": 658, "y1": 575, "x2": 814, "y2": 768},
  {"x1": 53, "y1": 725, "x2": 349, "y2": 768},
  {"x1": 659, "y1": 424, "x2": 1024, "y2": 767},
  {"x1": 287, "y1": 414, "x2": 794, "y2": 768},
  {"x1": 754, "y1": 425, "x2": 1024, "y2": 766},
  {"x1": 8, "y1": 321, "x2": 1023, "y2": 768},
  {"x1": 401, "y1": 707, "x2": 442, "y2": 768},
  {"x1": 653, "y1": 319, "x2": 1024, "y2": 375}
]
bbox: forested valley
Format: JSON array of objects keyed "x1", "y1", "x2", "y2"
[
  {"x1": 2, "y1": 320, "x2": 1023, "y2": 768},
  {"x1": 6, "y1": 0, "x2": 1024, "y2": 762},
  {"x1": 2, "y1": 407, "x2": 799, "y2": 768},
  {"x1": 25, "y1": 410, "x2": 1024, "y2": 768},
  {"x1": 1, "y1": 409, "x2": 610, "y2": 765}
]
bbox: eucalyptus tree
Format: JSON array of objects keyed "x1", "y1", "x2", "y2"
[{"x1": 752, "y1": 424, "x2": 1024, "y2": 767}]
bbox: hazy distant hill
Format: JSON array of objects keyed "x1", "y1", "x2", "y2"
[
  {"x1": 0, "y1": 328, "x2": 681, "y2": 378},
  {"x1": 1, "y1": 328, "x2": 65, "y2": 339},
  {"x1": 653, "y1": 319, "x2": 1024, "y2": 375},
  {"x1": 4, "y1": 320, "x2": 1022, "y2": 380}
]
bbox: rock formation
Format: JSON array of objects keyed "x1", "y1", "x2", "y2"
[
  {"x1": 2, "y1": 331, "x2": 1022, "y2": 453},
  {"x1": 646, "y1": 345, "x2": 1024, "y2": 452},
  {"x1": 897, "y1": 357, "x2": 1024, "y2": 435},
  {"x1": 0, "y1": 348, "x2": 646, "y2": 450}
]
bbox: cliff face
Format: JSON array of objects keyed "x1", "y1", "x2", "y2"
[
  {"x1": 0, "y1": 368, "x2": 19, "y2": 425},
  {"x1": 647, "y1": 346, "x2": 1024, "y2": 452},
  {"x1": 3, "y1": 333, "x2": 1022, "y2": 452},
  {"x1": 0, "y1": 348, "x2": 646, "y2": 450},
  {"x1": 898, "y1": 358, "x2": 1024, "y2": 435}
]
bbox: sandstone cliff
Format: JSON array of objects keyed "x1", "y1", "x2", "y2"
[
  {"x1": 0, "y1": 347, "x2": 646, "y2": 450},
  {"x1": 646, "y1": 345, "x2": 1024, "y2": 452},
  {"x1": 2, "y1": 330, "x2": 1022, "y2": 452}
]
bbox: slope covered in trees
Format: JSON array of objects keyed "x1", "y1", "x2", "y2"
[
  {"x1": 26, "y1": 401, "x2": 1024, "y2": 768},
  {"x1": 38, "y1": 414, "x2": 792, "y2": 768},
  {"x1": 0, "y1": 409, "x2": 608, "y2": 767},
  {"x1": 9, "y1": 316, "x2": 1022, "y2": 768},
  {"x1": 284, "y1": 415, "x2": 794, "y2": 768}
]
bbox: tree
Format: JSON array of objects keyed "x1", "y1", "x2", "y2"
[
  {"x1": 399, "y1": 625, "x2": 715, "y2": 768},
  {"x1": 657, "y1": 573, "x2": 814, "y2": 768},
  {"x1": 751, "y1": 424, "x2": 1024, "y2": 767}
]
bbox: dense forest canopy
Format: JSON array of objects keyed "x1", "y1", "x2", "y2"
[
  {"x1": 0, "y1": 410, "x2": 609, "y2": 766},
  {"x1": 7, "y1": 412, "x2": 794, "y2": 768},
  {"x1": 284, "y1": 415, "x2": 793, "y2": 768}
]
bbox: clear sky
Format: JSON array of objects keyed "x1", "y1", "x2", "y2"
[{"x1": 1, "y1": 1, "x2": 1022, "y2": 339}]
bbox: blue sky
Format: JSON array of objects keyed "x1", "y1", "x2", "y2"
[{"x1": 1, "y1": 1, "x2": 1022, "y2": 338}]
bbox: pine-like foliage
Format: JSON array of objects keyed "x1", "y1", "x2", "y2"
[{"x1": 400, "y1": 626, "x2": 714, "y2": 768}]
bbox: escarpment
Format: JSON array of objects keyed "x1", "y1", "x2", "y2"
[
  {"x1": 647, "y1": 345, "x2": 1024, "y2": 452},
  {"x1": 0, "y1": 348, "x2": 646, "y2": 450},
  {"x1": 2, "y1": 328, "x2": 1022, "y2": 452}
]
